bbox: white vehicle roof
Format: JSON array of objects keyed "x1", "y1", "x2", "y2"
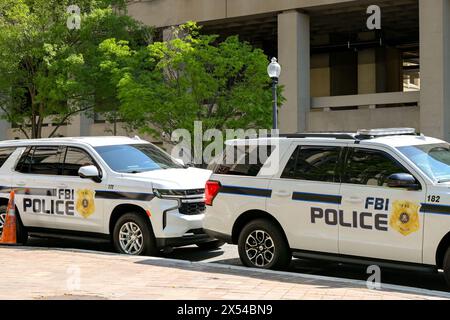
[
  {"x1": 225, "y1": 128, "x2": 446, "y2": 148},
  {"x1": 0, "y1": 136, "x2": 149, "y2": 148}
]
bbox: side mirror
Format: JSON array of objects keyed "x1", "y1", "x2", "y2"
[
  {"x1": 387, "y1": 173, "x2": 420, "y2": 190},
  {"x1": 78, "y1": 165, "x2": 101, "y2": 182}
]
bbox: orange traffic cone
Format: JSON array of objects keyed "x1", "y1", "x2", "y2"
[{"x1": 0, "y1": 190, "x2": 17, "y2": 245}]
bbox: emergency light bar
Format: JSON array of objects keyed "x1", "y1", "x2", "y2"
[{"x1": 356, "y1": 128, "x2": 416, "y2": 137}]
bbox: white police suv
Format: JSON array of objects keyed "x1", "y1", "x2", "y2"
[
  {"x1": 203, "y1": 128, "x2": 450, "y2": 285},
  {"x1": 0, "y1": 136, "x2": 220, "y2": 255}
]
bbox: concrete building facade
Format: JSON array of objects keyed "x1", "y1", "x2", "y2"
[
  {"x1": 126, "y1": 0, "x2": 450, "y2": 139},
  {"x1": 3, "y1": 0, "x2": 448, "y2": 141}
]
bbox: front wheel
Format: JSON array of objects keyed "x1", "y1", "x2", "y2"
[
  {"x1": 113, "y1": 213, "x2": 158, "y2": 256},
  {"x1": 443, "y1": 247, "x2": 450, "y2": 288},
  {"x1": 238, "y1": 219, "x2": 291, "y2": 270}
]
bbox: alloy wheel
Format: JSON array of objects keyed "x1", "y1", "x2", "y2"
[{"x1": 245, "y1": 230, "x2": 275, "y2": 267}]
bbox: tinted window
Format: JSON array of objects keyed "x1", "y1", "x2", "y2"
[
  {"x1": 211, "y1": 145, "x2": 274, "y2": 177},
  {"x1": 27, "y1": 147, "x2": 61, "y2": 175},
  {"x1": 344, "y1": 148, "x2": 409, "y2": 186},
  {"x1": 62, "y1": 147, "x2": 95, "y2": 176},
  {"x1": 95, "y1": 144, "x2": 183, "y2": 173},
  {"x1": 0, "y1": 148, "x2": 16, "y2": 168},
  {"x1": 281, "y1": 146, "x2": 341, "y2": 182}
]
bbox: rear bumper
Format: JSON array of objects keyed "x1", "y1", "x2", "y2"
[
  {"x1": 204, "y1": 228, "x2": 233, "y2": 244},
  {"x1": 155, "y1": 229, "x2": 215, "y2": 248}
]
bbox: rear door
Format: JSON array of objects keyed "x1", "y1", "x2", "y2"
[
  {"x1": 338, "y1": 146, "x2": 426, "y2": 263},
  {"x1": 13, "y1": 146, "x2": 64, "y2": 229},
  {"x1": 267, "y1": 143, "x2": 345, "y2": 254}
]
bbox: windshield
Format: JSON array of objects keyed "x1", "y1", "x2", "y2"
[
  {"x1": 398, "y1": 143, "x2": 450, "y2": 182},
  {"x1": 95, "y1": 144, "x2": 183, "y2": 173}
]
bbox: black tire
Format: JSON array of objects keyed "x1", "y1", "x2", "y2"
[
  {"x1": 238, "y1": 219, "x2": 291, "y2": 270},
  {"x1": 113, "y1": 213, "x2": 158, "y2": 256},
  {"x1": 196, "y1": 240, "x2": 225, "y2": 250},
  {"x1": 443, "y1": 247, "x2": 450, "y2": 288},
  {"x1": 0, "y1": 205, "x2": 28, "y2": 245}
]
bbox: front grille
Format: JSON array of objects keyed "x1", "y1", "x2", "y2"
[
  {"x1": 155, "y1": 188, "x2": 205, "y2": 199},
  {"x1": 179, "y1": 202, "x2": 206, "y2": 215}
]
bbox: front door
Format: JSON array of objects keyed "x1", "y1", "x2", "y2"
[
  {"x1": 339, "y1": 146, "x2": 426, "y2": 263},
  {"x1": 267, "y1": 143, "x2": 344, "y2": 254}
]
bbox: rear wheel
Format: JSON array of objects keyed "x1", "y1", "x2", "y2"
[
  {"x1": 113, "y1": 213, "x2": 157, "y2": 256},
  {"x1": 0, "y1": 205, "x2": 28, "y2": 245},
  {"x1": 238, "y1": 219, "x2": 291, "y2": 270},
  {"x1": 196, "y1": 240, "x2": 225, "y2": 250}
]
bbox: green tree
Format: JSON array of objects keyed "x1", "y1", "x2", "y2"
[
  {"x1": 100, "y1": 23, "x2": 283, "y2": 143},
  {"x1": 0, "y1": 0, "x2": 150, "y2": 138}
]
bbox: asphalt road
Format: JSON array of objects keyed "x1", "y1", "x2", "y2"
[{"x1": 26, "y1": 237, "x2": 449, "y2": 293}]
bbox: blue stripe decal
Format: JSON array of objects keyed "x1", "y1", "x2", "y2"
[
  {"x1": 420, "y1": 203, "x2": 450, "y2": 216},
  {"x1": 220, "y1": 185, "x2": 272, "y2": 198},
  {"x1": 292, "y1": 192, "x2": 342, "y2": 205}
]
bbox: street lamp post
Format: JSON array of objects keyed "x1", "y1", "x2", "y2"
[{"x1": 267, "y1": 57, "x2": 281, "y2": 130}]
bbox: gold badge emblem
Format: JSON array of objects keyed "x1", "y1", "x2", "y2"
[
  {"x1": 76, "y1": 189, "x2": 95, "y2": 218},
  {"x1": 389, "y1": 200, "x2": 420, "y2": 236}
]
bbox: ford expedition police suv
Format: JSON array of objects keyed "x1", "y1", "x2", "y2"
[
  {"x1": 0, "y1": 136, "x2": 220, "y2": 255},
  {"x1": 203, "y1": 128, "x2": 450, "y2": 286}
]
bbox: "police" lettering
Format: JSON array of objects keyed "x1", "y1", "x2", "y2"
[
  {"x1": 23, "y1": 189, "x2": 75, "y2": 216},
  {"x1": 311, "y1": 207, "x2": 388, "y2": 231}
]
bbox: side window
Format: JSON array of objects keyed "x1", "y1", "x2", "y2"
[
  {"x1": 281, "y1": 146, "x2": 341, "y2": 182},
  {"x1": 28, "y1": 147, "x2": 61, "y2": 175},
  {"x1": 344, "y1": 148, "x2": 410, "y2": 187},
  {"x1": 62, "y1": 147, "x2": 95, "y2": 176},
  {"x1": 212, "y1": 145, "x2": 274, "y2": 177},
  {"x1": 0, "y1": 148, "x2": 16, "y2": 168},
  {"x1": 16, "y1": 147, "x2": 33, "y2": 173}
]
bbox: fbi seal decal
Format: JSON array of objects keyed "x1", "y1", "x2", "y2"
[
  {"x1": 389, "y1": 200, "x2": 419, "y2": 236},
  {"x1": 76, "y1": 189, "x2": 95, "y2": 218}
]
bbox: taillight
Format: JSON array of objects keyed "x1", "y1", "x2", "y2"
[{"x1": 205, "y1": 180, "x2": 221, "y2": 206}]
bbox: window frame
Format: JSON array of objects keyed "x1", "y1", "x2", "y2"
[
  {"x1": 279, "y1": 145, "x2": 345, "y2": 183},
  {"x1": 15, "y1": 145, "x2": 63, "y2": 176},
  {"x1": 341, "y1": 146, "x2": 422, "y2": 190},
  {"x1": 60, "y1": 146, "x2": 101, "y2": 178},
  {"x1": 211, "y1": 144, "x2": 275, "y2": 178}
]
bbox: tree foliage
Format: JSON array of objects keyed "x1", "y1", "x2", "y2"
[
  {"x1": 99, "y1": 23, "x2": 283, "y2": 143},
  {"x1": 0, "y1": 0, "x2": 150, "y2": 138}
]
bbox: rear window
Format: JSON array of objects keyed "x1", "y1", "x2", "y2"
[
  {"x1": 209, "y1": 144, "x2": 274, "y2": 177},
  {"x1": 0, "y1": 148, "x2": 16, "y2": 168}
]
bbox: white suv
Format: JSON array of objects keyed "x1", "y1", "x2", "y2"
[
  {"x1": 203, "y1": 128, "x2": 450, "y2": 286},
  {"x1": 0, "y1": 136, "x2": 220, "y2": 255}
]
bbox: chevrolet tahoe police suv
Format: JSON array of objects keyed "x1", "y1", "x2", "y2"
[
  {"x1": 0, "y1": 136, "x2": 220, "y2": 255},
  {"x1": 203, "y1": 128, "x2": 450, "y2": 286}
]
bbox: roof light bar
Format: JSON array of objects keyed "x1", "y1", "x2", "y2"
[{"x1": 357, "y1": 128, "x2": 416, "y2": 137}]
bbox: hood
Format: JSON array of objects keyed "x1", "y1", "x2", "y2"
[{"x1": 120, "y1": 167, "x2": 212, "y2": 190}]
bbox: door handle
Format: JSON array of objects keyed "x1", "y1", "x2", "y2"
[
  {"x1": 16, "y1": 181, "x2": 26, "y2": 187},
  {"x1": 274, "y1": 190, "x2": 291, "y2": 198},
  {"x1": 344, "y1": 196, "x2": 363, "y2": 203},
  {"x1": 57, "y1": 183, "x2": 68, "y2": 188}
]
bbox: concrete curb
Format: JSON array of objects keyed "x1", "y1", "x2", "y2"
[{"x1": 20, "y1": 245, "x2": 450, "y2": 299}]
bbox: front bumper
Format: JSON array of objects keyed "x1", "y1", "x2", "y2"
[{"x1": 155, "y1": 229, "x2": 215, "y2": 248}]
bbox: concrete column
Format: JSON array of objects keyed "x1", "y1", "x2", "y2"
[
  {"x1": 66, "y1": 112, "x2": 92, "y2": 137},
  {"x1": 278, "y1": 10, "x2": 310, "y2": 133},
  {"x1": 358, "y1": 49, "x2": 377, "y2": 94},
  {"x1": 0, "y1": 120, "x2": 10, "y2": 140},
  {"x1": 420, "y1": 0, "x2": 450, "y2": 140}
]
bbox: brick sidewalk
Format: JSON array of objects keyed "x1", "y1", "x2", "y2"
[{"x1": 0, "y1": 247, "x2": 448, "y2": 300}]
